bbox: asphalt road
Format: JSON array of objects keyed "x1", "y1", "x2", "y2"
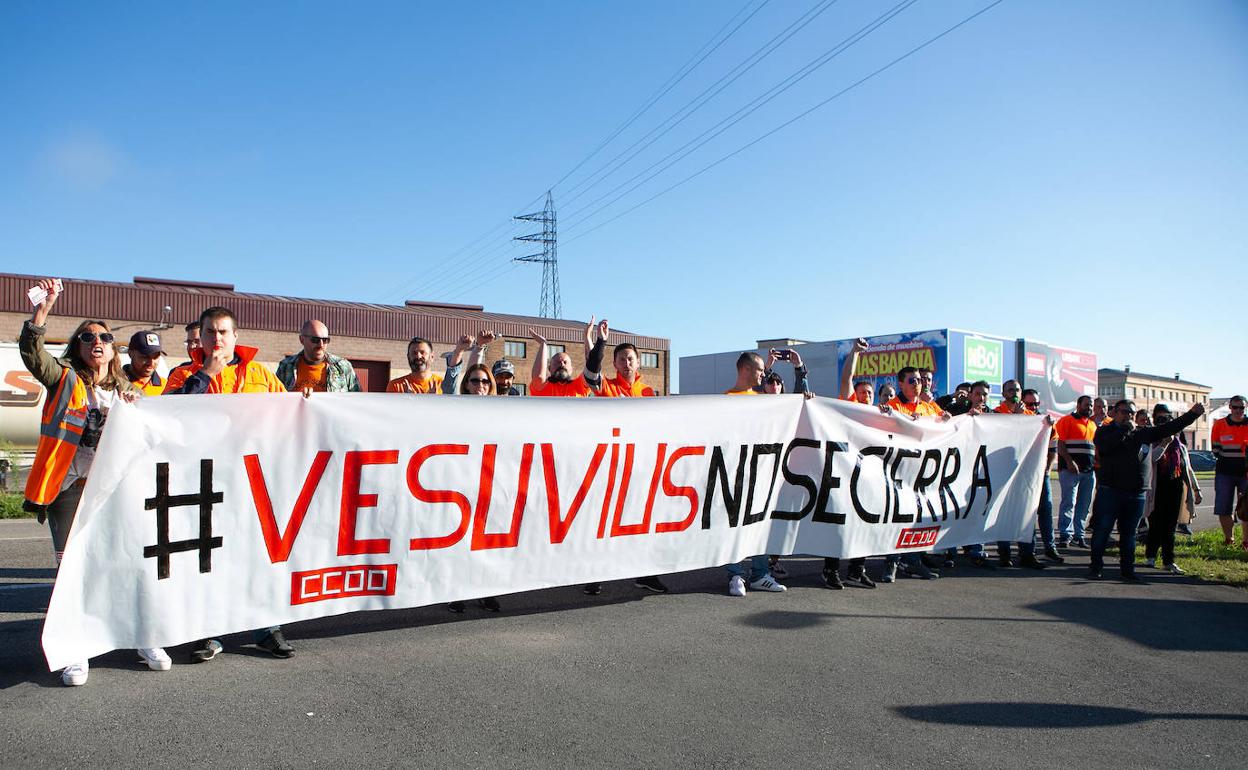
[{"x1": 2, "y1": 489, "x2": 1246, "y2": 769}]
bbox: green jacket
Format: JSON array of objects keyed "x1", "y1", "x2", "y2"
[{"x1": 275, "y1": 352, "x2": 361, "y2": 393}]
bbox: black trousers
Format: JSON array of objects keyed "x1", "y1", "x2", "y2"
[
  {"x1": 1145, "y1": 475, "x2": 1185, "y2": 566},
  {"x1": 824, "y1": 557, "x2": 866, "y2": 572},
  {"x1": 45, "y1": 480, "x2": 86, "y2": 567}
]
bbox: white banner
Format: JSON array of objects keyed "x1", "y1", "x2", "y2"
[{"x1": 42, "y1": 394, "x2": 1048, "y2": 669}]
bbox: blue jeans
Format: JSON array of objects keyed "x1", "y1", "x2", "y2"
[
  {"x1": 1089, "y1": 486, "x2": 1146, "y2": 575},
  {"x1": 1058, "y1": 469, "x2": 1095, "y2": 540},
  {"x1": 726, "y1": 555, "x2": 771, "y2": 582},
  {"x1": 1213, "y1": 473, "x2": 1248, "y2": 517},
  {"x1": 884, "y1": 553, "x2": 921, "y2": 567},
  {"x1": 1000, "y1": 472, "x2": 1054, "y2": 557}
]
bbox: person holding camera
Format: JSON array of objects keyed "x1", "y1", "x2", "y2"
[{"x1": 20, "y1": 278, "x2": 172, "y2": 686}]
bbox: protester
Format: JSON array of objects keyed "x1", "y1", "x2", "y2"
[
  {"x1": 722, "y1": 351, "x2": 786, "y2": 595},
  {"x1": 492, "y1": 360, "x2": 521, "y2": 396},
  {"x1": 166, "y1": 321, "x2": 200, "y2": 384},
  {"x1": 1023, "y1": 388, "x2": 1062, "y2": 562},
  {"x1": 275, "y1": 320, "x2": 361, "y2": 394},
  {"x1": 1134, "y1": 410, "x2": 1152, "y2": 429},
  {"x1": 1055, "y1": 395, "x2": 1097, "y2": 548},
  {"x1": 1088, "y1": 399, "x2": 1204, "y2": 582},
  {"x1": 164, "y1": 306, "x2": 294, "y2": 661},
  {"x1": 885, "y1": 367, "x2": 948, "y2": 419},
  {"x1": 528, "y1": 319, "x2": 605, "y2": 397},
  {"x1": 1093, "y1": 397, "x2": 1111, "y2": 426},
  {"x1": 939, "y1": 382, "x2": 998, "y2": 569},
  {"x1": 20, "y1": 278, "x2": 170, "y2": 685},
  {"x1": 1210, "y1": 395, "x2": 1248, "y2": 548},
  {"x1": 937, "y1": 382, "x2": 971, "y2": 413},
  {"x1": 839, "y1": 338, "x2": 872, "y2": 404},
  {"x1": 919, "y1": 368, "x2": 936, "y2": 403},
  {"x1": 992, "y1": 383, "x2": 1048, "y2": 569},
  {"x1": 877, "y1": 382, "x2": 897, "y2": 404},
  {"x1": 123, "y1": 330, "x2": 167, "y2": 396},
  {"x1": 386, "y1": 335, "x2": 470, "y2": 394},
  {"x1": 1142, "y1": 404, "x2": 1202, "y2": 573}
]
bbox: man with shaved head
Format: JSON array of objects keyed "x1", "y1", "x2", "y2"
[{"x1": 276, "y1": 319, "x2": 361, "y2": 394}]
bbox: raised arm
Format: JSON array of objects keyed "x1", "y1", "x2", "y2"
[
  {"x1": 20, "y1": 278, "x2": 69, "y2": 389},
  {"x1": 529, "y1": 328, "x2": 549, "y2": 386},
  {"x1": 840, "y1": 338, "x2": 866, "y2": 399},
  {"x1": 585, "y1": 318, "x2": 607, "y2": 384}
]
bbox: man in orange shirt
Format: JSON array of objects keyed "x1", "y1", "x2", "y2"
[
  {"x1": 161, "y1": 306, "x2": 293, "y2": 662},
  {"x1": 123, "y1": 330, "x2": 167, "y2": 396},
  {"x1": 275, "y1": 320, "x2": 361, "y2": 394},
  {"x1": 387, "y1": 334, "x2": 478, "y2": 394},
  {"x1": 838, "y1": 338, "x2": 874, "y2": 404},
  {"x1": 990, "y1": 381, "x2": 1049, "y2": 570},
  {"x1": 1211, "y1": 395, "x2": 1248, "y2": 546},
  {"x1": 885, "y1": 367, "x2": 949, "y2": 420},
  {"x1": 528, "y1": 319, "x2": 605, "y2": 398},
  {"x1": 1055, "y1": 395, "x2": 1097, "y2": 547}
]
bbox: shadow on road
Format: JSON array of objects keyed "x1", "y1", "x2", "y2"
[
  {"x1": 1027, "y1": 597, "x2": 1248, "y2": 651},
  {"x1": 893, "y1": 701, "x2": 1248, "y2": 728},
  {"x1": 0, "y1": 568, "x2": 56, "y2": 580}
]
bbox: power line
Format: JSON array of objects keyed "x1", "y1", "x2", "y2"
[
  {"x1": 548, "y1": 0, "x2": 769, "y2": 193},
  {"x1": 557, "y1": 0, "x2": 841, "y2": 209},
  {"x1": 561, "y1": 0, "x2": 921, "y2": 232},
  {"x1": 565, "y1": 0, "x2": 1009, "y2": 245}
]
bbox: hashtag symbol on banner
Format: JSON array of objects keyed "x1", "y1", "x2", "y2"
[{"x1": 143, "y1": 460, "x2": 225, "y2": 580}]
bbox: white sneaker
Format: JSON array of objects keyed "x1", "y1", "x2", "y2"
[
  {"x1": 728, "y1": 576, "x2": 746, "y2": 597},
  {"x1": 1167, "y1": 563, "x2": 1185, "y2": 575},
  {"x1": 61, "y1": 661, "x2": 88, "y2": 687},
  {"x1": 749, "y1": 575, "x2": 787, "y2": 592},
  {"x1": 1143, "y1": 559, "x2": 1155, "y2": 568},
  {"x1": 138, "y1": 647, "x2": 172, "y2": 671}
]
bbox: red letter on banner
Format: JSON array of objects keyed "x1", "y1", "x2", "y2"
[
  {"x1": 407, "y1": 444, "x2": 472, "y2": 550},
  {"x1": 339, "y1": 450, "x2": 397, "y2": 556},
  {"x1": 541, "y1": 443, "x2": 607, "y2": 544},
  {"x1": 246, "y1": 451, "x2": 333, "y2": 563},
  {"x1": 471, "y1": 443, "x2": 534, "y2": 550},
  {"x1": 611, "y1": 443, "x2": 653, "y2": 537},
  {"x1": 654, "y1": 446, "x2": 707, "y2": 533}
]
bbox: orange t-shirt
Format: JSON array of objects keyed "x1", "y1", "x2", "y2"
[
  {"x1": 886, "y1": 397, "x2": 942, "y2": 418},
  {"x1": 386, "y1": 371, "x2": 443, "y2": 394},
  {"x1": 841, "y1": 393, "x2": 870, "y2": 404},
  {"x1": 294, "y1": 359, "x2": 328, "y2": 392},
  {"x1": 725, "y1": 388, "x2": 759, "y2": 396},
  {"x1": 993, "y1": 401, "x2": 1036, "y2": 415},
  {"x1": 531, "y1": 377, "x2": 594, "y2": 398},
  {"x1": 598, "y1": 373, "x2": 656, "y2": 398}
]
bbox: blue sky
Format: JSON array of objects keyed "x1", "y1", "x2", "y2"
[{"x1": 2, "y1": 1, "x2": 1245, "y2": 393}]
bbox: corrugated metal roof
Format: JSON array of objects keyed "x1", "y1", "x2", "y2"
[{"x1": 1, "y1": 272, "x2": 669, "y2": 349}]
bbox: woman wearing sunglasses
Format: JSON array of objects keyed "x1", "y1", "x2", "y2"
[
  {"x1": 19, "y1": 278, "x2": 171, "y2": 686},
  {"x1": 445, "y1": 363, "x2": 503, "y2": 613}
]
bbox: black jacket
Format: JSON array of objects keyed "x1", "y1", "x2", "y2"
[{"x1": 1094, "y1": 410, "x2": 1199, "y2": 492}]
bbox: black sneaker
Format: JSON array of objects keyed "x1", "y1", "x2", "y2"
[
  {"x1": 191, "y1": 638, "x2": 222, "y2": 663},
  {"x1": 1086, "y1": 569, "x2": 1103, "y2": 580},
  {"x1": 1176, "y1": 524, "x2": 1193, "y2": 536},
  {"x1": 634, "y1": 576, "x2": 669, "y2": 594},
  {"x1": 847, "y1": 569, "x2": 876, "y2": 589},
  {"x1": 478, "y1": 596, "x2": 501, "y2": 612},
  {"x1": 256, "y1": 629, "x2": 294, "y2": 659},
  {"x1": 1043, "y1": 547, "x2": 1065, "y2": 563},
  {"x1": 822, "y1": 568, "x2": 844, "y2": 590},
  {"x1": 998, "y1": 554, "x2": 1014, "y2": 568},
  {"x1": 447, "y1": 601, "x2": 466, "y2": 613},
  {"x1": 582, "y1": 583, "x2": 602, "y2": 595},
  {"x1": 1019, "y1": 554, "x2": 1046, "y2": 570},
  {"x1": 970, "y1": 556, "x2": 997, "y2": 571},
  {"x1": 1071, "y1": 537, "x2": 1089, "y2": 548}
]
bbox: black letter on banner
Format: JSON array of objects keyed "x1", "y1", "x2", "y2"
[
  {"x1": 912, "y1": 449, "x2": 943, "y2": 523},
  {"x1": 742, "y1": 443, "x2": 783, "y2": 526},
  {"x1": 938, "y1": 448, "x2": 962, "y2": 520},
  {"x1": 772, "y1": 439, "x2": 819, "y2": 520},
  {"x1": 143, "y1": 460, "x2": 225, "y2": 580},
  {"x1": 811, "y1": 441, "x2": 849, "y2": 525},
  {"x1": 851, "y1": 446, "x2": 887, "y2": 524},
  {"x1": 965, "y1": 444, "x2": 993, "y2": 517},
  {"x1": 889, "y1": 448, "x2": 922, "y2": 524},
  {"x1": 702, "y1": 445, "x2": 747, "y2": 529}
]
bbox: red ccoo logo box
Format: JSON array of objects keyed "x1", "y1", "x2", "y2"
[
  {"x1": 895, "y1": 526, "x2": 940, "y2": 550},
  {"x1": 291, "y1": 564, "x2": 398, "y2": 605}
]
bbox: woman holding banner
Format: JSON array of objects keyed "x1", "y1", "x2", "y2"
[
  {"x1": 19, "y1": 278, "x2": 173, "y2": 686},
  {"x1": 446, "y1": 362, "x2": 503, "y2": 613}
]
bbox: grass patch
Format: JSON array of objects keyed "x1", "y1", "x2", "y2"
[
  {"x1": 0, "y1": 493, "x2": 32, "y2": 519},
  {"x1": 1110, "y1": 528, "x2": 1248, "y2": 588}
]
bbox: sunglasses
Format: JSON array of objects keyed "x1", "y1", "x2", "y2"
[
  {"x1": 78, "y1": 331, "x2": 115, "y2": 344},
  {"x1": 904, "y1": 377, "x2": 920, "y2": 384},
  {"x1": 303, "y1": 336, "x2": 330, "y2": 344},
  {"x1": 1232, "y1": 405, "x2": 1246, "y2": 410},
  {"x1": 467, "y1": 377, "x2": 491, "y2": 385},
  {"x1": 1023, "y1": 402, "x2": 1039, "y2": 409}
]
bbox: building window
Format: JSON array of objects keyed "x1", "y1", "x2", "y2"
[
  {"x1": 504, "y1": 340, "x2": 526, "y2": 359},
  {"x1": 548, "y1": 344, "x2": 566, "y2": 355},
  {"x1": 640, "y1": 352, "x2": 659, "y2": 369},
  {"x1": 1128, "y1": 386, "x2": 1135, "y2": 398},
  {"x1": 514, "y1": 382, "x2": 527, "y2": 395}
]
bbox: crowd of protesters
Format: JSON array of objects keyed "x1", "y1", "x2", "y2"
[{"x1": 17, "y1": 278, "x2": 1242, "y2": 687}]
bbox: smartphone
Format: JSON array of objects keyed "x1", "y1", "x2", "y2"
[{"x1": 774, "y1": 349, "x2": 792, "y2": 361}]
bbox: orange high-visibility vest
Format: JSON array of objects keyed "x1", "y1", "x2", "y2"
[{"x1": 24, "y1": 368, "x2": 89, "y2": 509}]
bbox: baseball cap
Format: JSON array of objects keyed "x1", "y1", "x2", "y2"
[
  {"x1": 128, "y1": 331, "x2": 164, "y2": 356},
  {"x1": 492, "y1": 360, "x2": 515, "y2": 377}
]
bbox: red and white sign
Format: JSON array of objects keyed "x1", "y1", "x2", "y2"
[{"x1": 42, "y1": 394, "x2": 1049, "y2": 669}]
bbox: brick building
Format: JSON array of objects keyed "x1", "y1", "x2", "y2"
[
  {"x1": 1, "y1": 272, "x2": 670, "y2": 394},
  {"x1": 1097, "y1": 366, "x2": 1213, "y2": 449}
]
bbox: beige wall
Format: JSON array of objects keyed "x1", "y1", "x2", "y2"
[{"x1": 1098, "y1": 372, "x2": 1213, "y2": 450}]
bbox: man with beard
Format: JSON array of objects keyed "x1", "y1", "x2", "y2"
[
  {"x1": 1055, "y1": 395, "x2": 1097, "y2": 547},
  {"x1": 276, "y1": 320, "x2": 361, "y2": 394},
  {"x1": 386, "y1": 335, "x2": 471, "y2": 394},
  {"x1": 528, "y1": 318, "x2": 606, "y2": 397},
  {"x1": 492, "y1": 360, "x2": 522, "y2": 396},
  {"x1": 123, "y1": 330, "x2": 166, "y2": 396}
]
